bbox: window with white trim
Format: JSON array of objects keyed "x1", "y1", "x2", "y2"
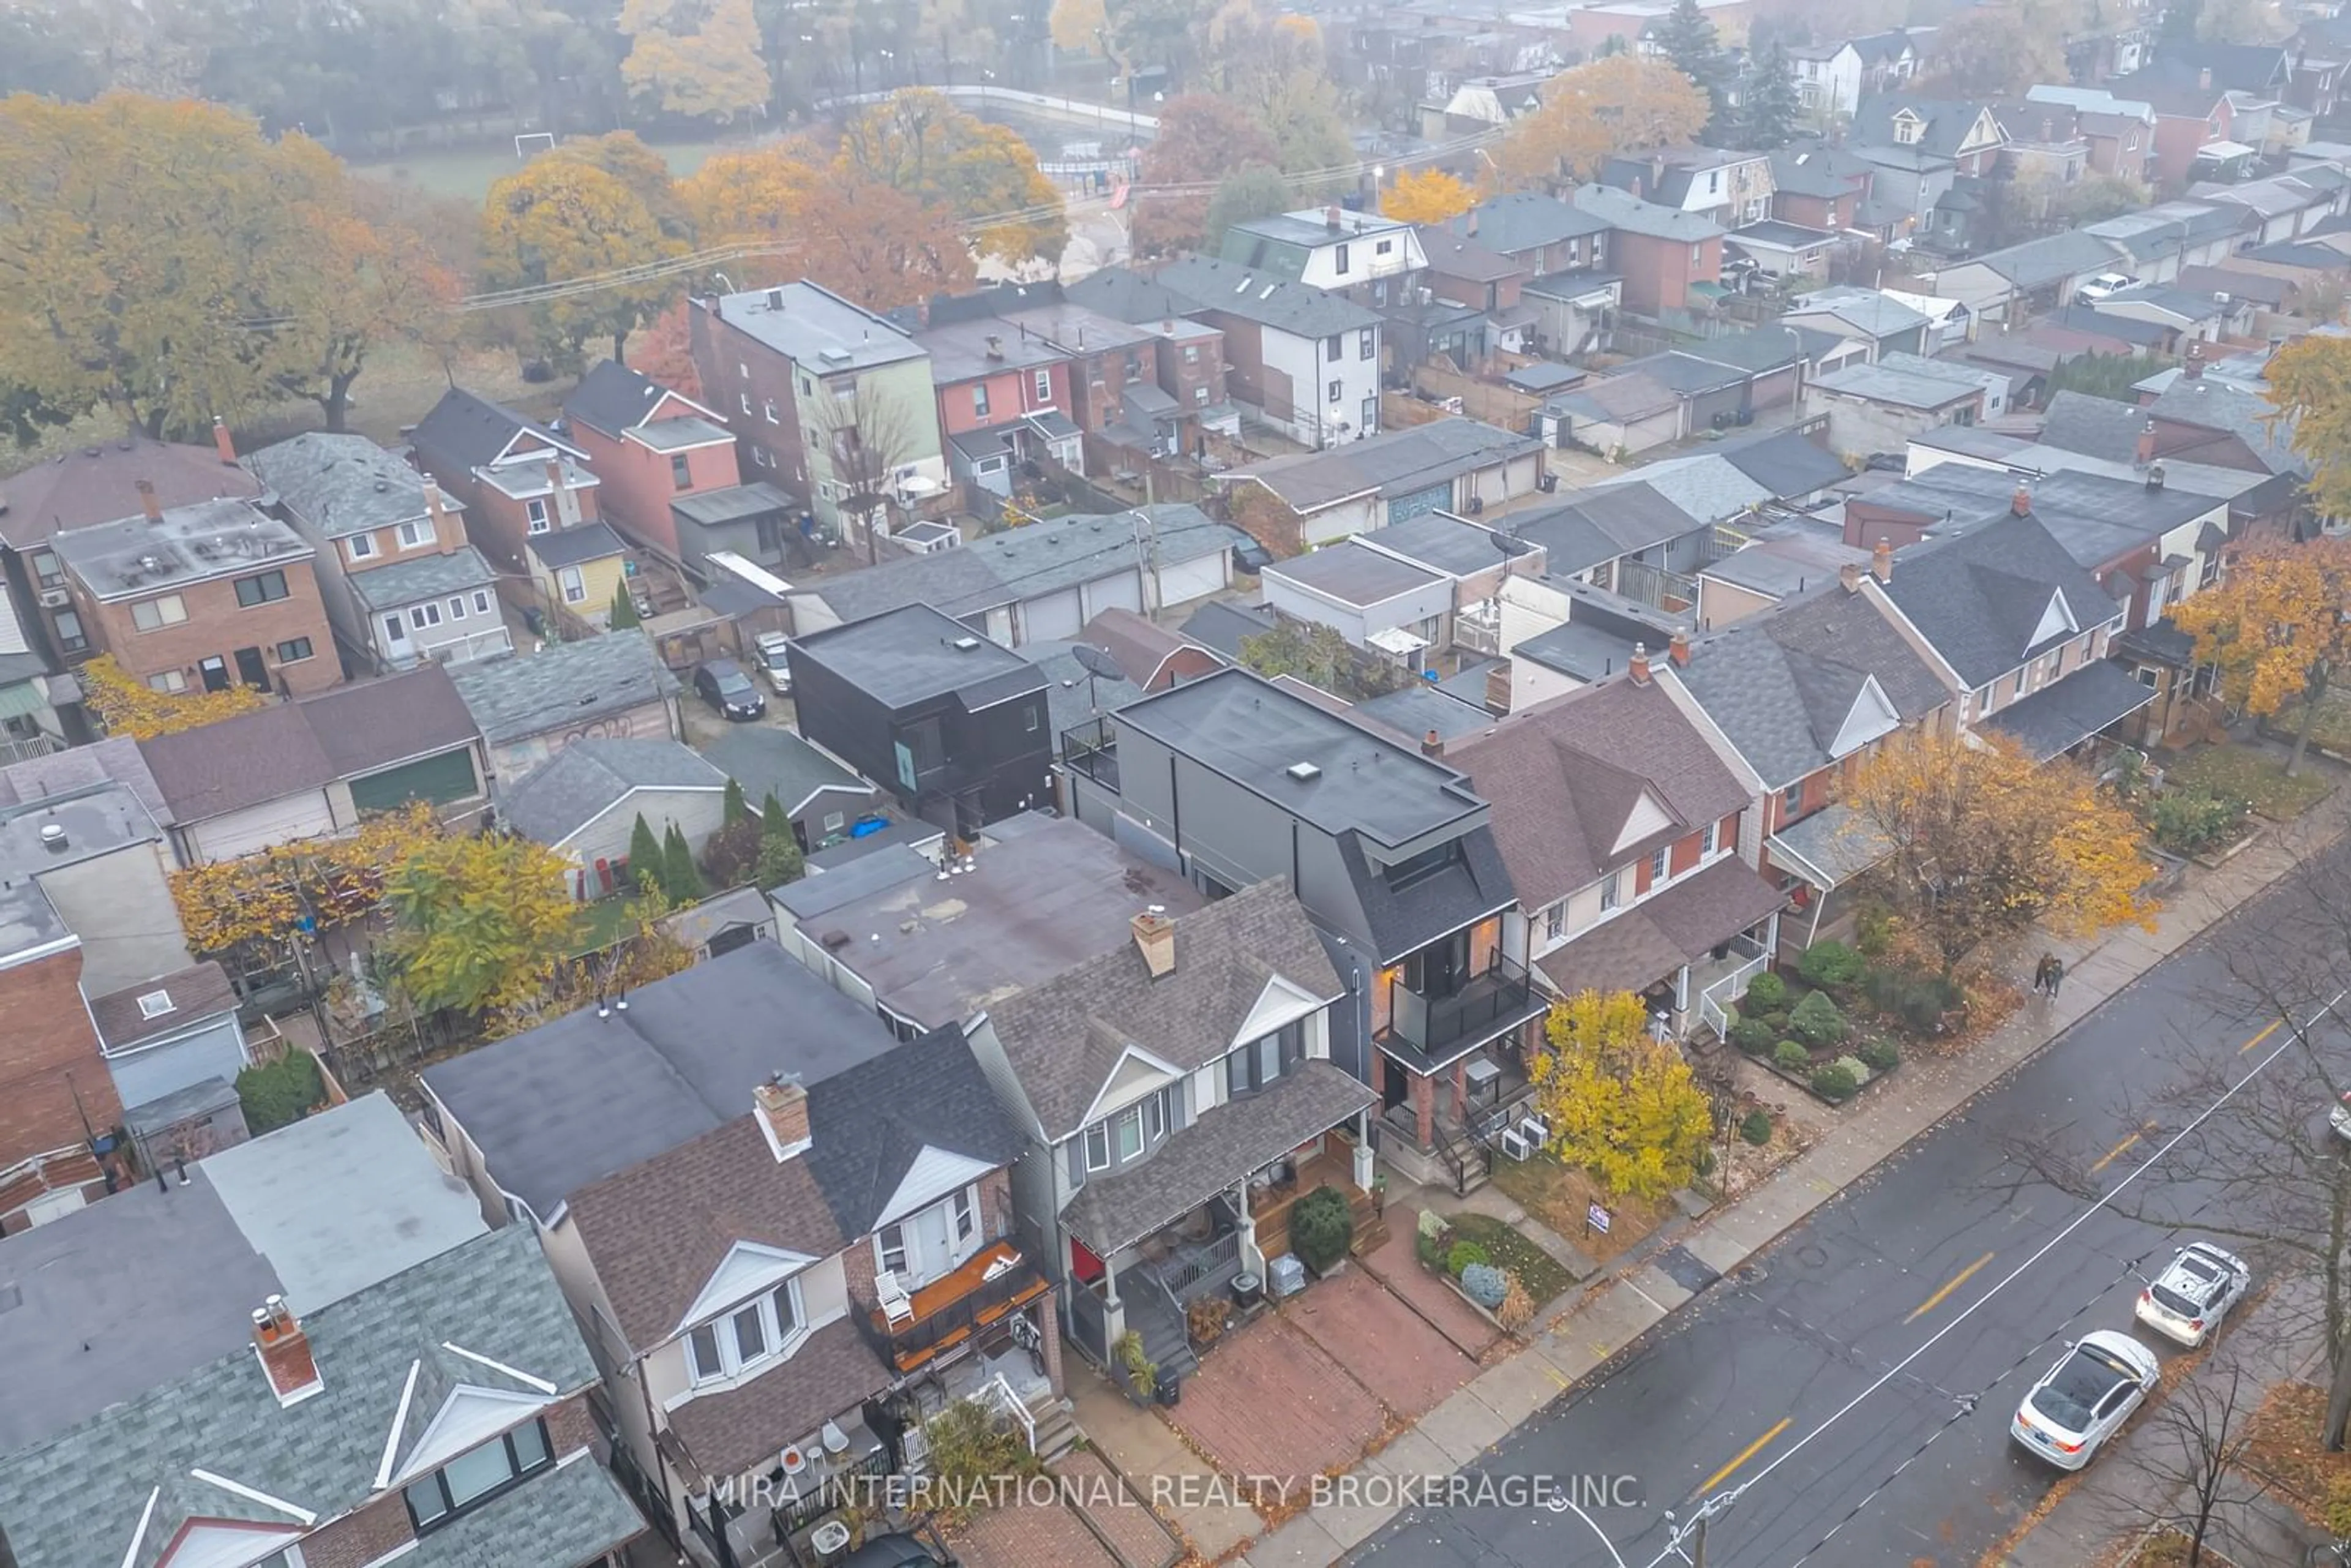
[
  {"x1": 1114, "y1": 1103, "x2": 1144, "y2": 1161},
  {"x1": 684, "y1": 1280, "x2": 806, "y2": 1385},
  {"x1": 29, "y1": 549, "x2": 61, "y2": 588},
  {"x1": 411, "y1": 602, "x2": 442, "y2": 630},
  {"x1": 347, "y1": 533, "x2": 377, "y2": 561},
  {"x1": 1359, "y1": 329, "x2": 1375, "y2": 361},
  {"x1": 877, "y1": 1223, "x2": 909, "y2": 1275},
  {"x1": 474, "y1": 590, "x2": 493, "y2": 615},
  {"x1": 396, "y1": 518, "x2": 433, "y2": 549},
  {"x1": 448, "y1": 596, "x2": 467, "y2": 621},
  {"x1": 148, "y1": 669, "x2": 187, "y2": 694},
  {"x1": 1599, "y1": 871, "x2": 1621, "y2": 911},
  {"x1": 1083, "y1": 1121, "x2": 1111, "y2": 1171},
  {"x1": 558, "y1": 565, "x2": 587, "y2": 604},
  {"x1": 1543, "y1": 901, "x2": 1565, "y2": 942},
  {"x1": 526, "y1": 498, "x2": 550, "y2": 534},
  {"x1": 951, "y1": 1186, "x2": 977, "y2": 1243},
  {"x1": 1649, "y1": 846, "x2": 1669, "y2": 882},
  {"x1": 1033, "y1": 369, "x2": 1053, "y2": 403},
  {"x1": 973, "y1": 383, "x2": 991, "y2": 418},
  {"x1": 1701, "y1": 820, "x2": 1719, "y2": 856}
]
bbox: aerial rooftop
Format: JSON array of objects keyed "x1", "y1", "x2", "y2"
[
  {"x1": 789, "y1": 601, "x2": 1045, "y2": 710},
  {"x1": 702, "y1": 280, "x2": 925, "y2": 372},
  {"x1": 50, "y1": 496, "x2": 312, "y2": 601}
]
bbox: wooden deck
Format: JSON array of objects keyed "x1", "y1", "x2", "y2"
[
  {"x1": 1250, "y1": 1147, "x2": 1381, "y2": 1262},
  {"x1": 866, "y1": 1240, "x2": 1049, "y2": 1375}
]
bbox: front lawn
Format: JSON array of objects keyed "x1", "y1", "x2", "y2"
[
  {"x1": 1443, "y1": 1212, "x2": 1577, "y2": 1304},
  {"x1": 568, "y1": 896, "x2": 640, "y2": 956},
  {"x1": 1485, "y1": 1153, "x2": 1677, "y2": 1267},
  {"x1": 2165, "y1": 743, "x2": 2336, "y2": 822},
  {"x1": 2238, "y1": 1380, "x2": 2348, "y2": 1526},
  {"x1": 2301, "y1": 686, "x2": 2351, "y2": 759}
]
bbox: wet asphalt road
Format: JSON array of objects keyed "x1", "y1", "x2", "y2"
[{"x1": 1349, "y1": 868, "x2": 2345, "y2": 1568}]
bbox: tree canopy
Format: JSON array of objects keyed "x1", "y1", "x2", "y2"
[
  {"x1": 618, "y1": 0, "x2": 774, "y2": 122},
  {"x1": 2261, "y1": 334, "x2": 2351, "y2": 520},
  {"x1": 1382, "y1": 168, "x2": 1476, "y2": 225},
  {"x1": 385, "y1": 831, "x2": 580, "y2": 1015},
  {"x1": 1202, "y1": 165, "x2": 1297, "y2": 251},
  {"x1": 836, "y1": 89, "x2": 1068, "y2": 264},
  {"x1": 1652, "y1": 0, "x2": 1731, "y2": 138},
  {"x1": 479, "y1": 154, "x2": 686, "y2": 370},
  {"x1": 1847, "y1": 730, "x2": 2157, "y2": 975},
  {"x1": 1493, "y1": 58, "x2": 1712, "y2": 191},
  {"x1": 1531, "y1": 989, "x2": 1714, "y2": 1200},
  {"x1": 2171, "y1": 536, "x2": 2351, "y2": 775},
  {"x1": 1734, "y1": 41, "x2": 1802, "y2": 151},
  {"x1": 1133, "y1": 94, "x2": 1282, "y2": 255}
]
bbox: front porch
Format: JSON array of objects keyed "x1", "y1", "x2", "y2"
[{"x1": 853, "y1": 1239, "x2": 1051, "y2": 1379}]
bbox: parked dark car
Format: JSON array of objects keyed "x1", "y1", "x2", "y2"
[
  {"x1": 841, "y1": 1532, "x2": 956, "y2": 1567},
  {"x1": 1231, "y1": 538, "x2": 1273, "y2": 575},
  {"x1": 693, "y1": 658, "x2": 767, "y2": 720}
]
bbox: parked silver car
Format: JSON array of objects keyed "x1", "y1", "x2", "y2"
[
  {"x1": 2135, "y1": 1242, "x2": 2251, "y2": 1348},
  {"x1": 2011, "y1": 1329, "x2": 2161, "y2": 1470}
]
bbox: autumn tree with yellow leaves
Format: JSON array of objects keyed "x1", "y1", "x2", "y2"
[
  {"x1": 2171, "y1": 536, "x2": 2351, "y2": 776},
  {"x1": 1493, "y1": 56, "x2": 1711, "y2": 192},
  {"x1": 1531, "y1": 989, "x2": 1714, "y2": 1201},
  {"x1": 835, "y1": 90, "x2": 1068, "y2": 265},
  {"x1": 2257, "y1": 334, "x2": 2351, "y2": 520},
  {"x1": 485, "y1": 876, "x2": 699, "y2": 1038},
  {"x1": 383, "y1": 831, "x2": 580, "y2": 1016},
  {"x1": 1847, "y1": 731, "x2": 2158, "y2": 977},
  {"x1": 678, "y1": 141, "x2": 979, "y2": 309},
  {"x1": 171, "y1": 802, "x2": 444, "y2": 969},
  {"x1": 83, "y1": 655, "x2": 267, "y2": 740},
  {"x1": 618, "y1": 0, "x2": 772, "y2": 123},
  {"x1": 1381, "y1": 169, "x2": 1476, "y2": 226},
  {"x1": 479, "y1": 155, "x2": 686, "y2": 373}
]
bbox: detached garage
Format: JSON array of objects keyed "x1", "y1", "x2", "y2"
[{"x1": 495, "y1": 738, "x2": 729, "y2": 901}]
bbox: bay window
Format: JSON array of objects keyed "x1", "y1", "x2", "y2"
[{"x1": 684, "y1": 1280, "x2": 805, "y2": 1384}]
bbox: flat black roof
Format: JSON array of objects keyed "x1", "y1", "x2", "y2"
[{"x1": 789, "y1": 602, "x2": 1045, "y2": 710}]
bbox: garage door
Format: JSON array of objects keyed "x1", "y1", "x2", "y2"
[
  {"x1": 350, "y1": 747, "x2": 481, "y2": 813},
  {"x1": 1154, "y1": 550, "x2": 1227, "y2": 609},
  {"x1": 1022, "y1": 587, "x2": 1084, "y2": 642},
  {"x1": 1080, "y1": 571, "x2": 1144, "y2": 621},
  {"x1": 1386, "y1": 482, "x2": 1450, "y2": 525}
]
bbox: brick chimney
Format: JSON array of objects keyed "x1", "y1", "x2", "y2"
[
  {"x1": 1668, "y1": 629, "x2": 1690, "y2": 667},
  {"x1": 542, "y1": 457, "x2": 565, "y2": 517},
  {"x1": 754, "y1": 1075, "x2": 811, "y2": 1159},
  {"x1": 252, "y1": 1295, "x2": 323, "y2": 1406},
  {"x1": 136, "y1": 479, "x2": 162, "y2": 524},
  {"x1": 2011, "y1": 482, "x2": 2031, "y2": 517},
  {"x1": 1839, "y1": 561, "x2": 1864, "y2": 594},
  {"x1": 1629, "y1": 641, "x2": 1651, "y2": 685},
  {"x1": 1325, "y1": 204, "x2": 1343, "y2": 233},
  {"x1": 1421, "y1": 727, "x2": 1444, "y2": 757},
  {"x1": 2136, "y1": 418, "x2": 2156, "y2": 466},
  {"x1": 1872, "y1": 536, "x2": 1892, "y2": 582},
  {"x1": 2184, "y1": 342, "x2": 2204, "y2": 380},
  {"x1": 212, "y1": 416, "x2": 237, "y2": 467},
  {"x1": 1131, "y1": 904, "x2": 1176, "y2": 978}
]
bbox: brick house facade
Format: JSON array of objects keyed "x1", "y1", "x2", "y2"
[{"x1": 0, "y1": 945, "x2": 122, "y2": 1232}]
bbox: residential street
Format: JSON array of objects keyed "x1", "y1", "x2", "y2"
[{"x1": 1349, "y1": 850, "x2": 2349, "y2": 1568}]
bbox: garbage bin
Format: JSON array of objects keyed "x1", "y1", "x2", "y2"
[{"x1": 1156, "y1": 1375, "x2": 1182, "y2": 1407}]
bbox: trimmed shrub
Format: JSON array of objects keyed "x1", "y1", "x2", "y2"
[
  {"x1": 1417, "y1": 1207, "x2": 1448, "y2": 1240},
  {"x1": 1446, "y1": 1241, "x2": 1491, "y2": 1277},
  {"x1": 1864, "y1": 966, "x2": 1963, "y2": 1037},
  {"x1": 1789, "y1": 990, "x2": 1847, "y2": 1049},
  {"x1": 1739, "y1": 1109, "x2": 1773, "y2": 1146},
  {"x1": 1810, "y1": 1063, "x2": 1861, "y2": 1103},
  {"x1": 1858, "y1": 1037, "x2": 1900, "y2": 1073},
  {"x1": 1460, "y1": 1262, "x2": 1509, "y2": 1310},
  {"x1": 1415, "y1": 1231, "x2": 1443, "y2": 1270},
  {"x1": 1743, "y1": 971, "x2": 1788, "y2": 1013},
  {"x1": 1291, "y1": 1186, "x2": 1354, "y2": 1273},
  {"x1": 1728, "y1": 1017, "x2": 1777, "y2": 1056},
  {"x1": 236, "y1": 1050, "x2": 325, "y2": 1135},
  {"x1": 1773, "y1": 1040, "x2": 1811, "y2": 1071},
  {"x1": 2151, "y1": 786, "x2": 2250, "y2": 855},
  {"x1": 1798, "y1": 940, "x2": 1865, "y2": 991},
  {"x1": 1855, "y1": 903, "x2": 1896, "y2": 958}
]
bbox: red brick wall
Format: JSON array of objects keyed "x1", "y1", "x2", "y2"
[
  {"x1": 1668, "y1": 833, "x2": 1702, "y2": 876},
  {"x1": 572, "y1": 418, "x2": 740, "y2": 565},
  {"x1": 1154, "y1": 334, "x2": 1229, "y2": 421},
  {"x1": 1610, "y1": 233, "x2": 1721, "y2": 317},
  {"x1": 692, "y1": 303, "x2": 810, "y2": 491},
  {"x1": 81, "y1": 562, "x2": 339, "y2": 696},
  {"x1": 299, "y1": 1498, "x2": 413, "y2": 1568},
  {"x1": 2, "y1": 951, "x2": 122, "y2": 1177}
]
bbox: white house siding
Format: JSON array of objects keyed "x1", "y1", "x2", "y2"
[
  {"x1": 563, "y1": 786, "x2": 727, "y2": 895},
  {"x1": 1804, "y1": 389, "x2": 1974, "y2": 460},
  {"x1": 1508, "y1": 656, "x2": 1586, "y2": 713},
  {"x1": 1261, "y1": 328, "x2": 1380, "y2": 450},
  {"x1": 486, "y1": 696, "x2": 680, "y2": 782},
  {"x1": 105, "y1": 1016, "x2": 249, "y2": 1114},
  {"x1": 182, "y1": 789, "x2": 342, "y2": 865},
  {"x1": 1297, "y1": 495, "x2": 1382, "y2": 548}
]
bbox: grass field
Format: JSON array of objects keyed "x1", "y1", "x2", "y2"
[
  {"x1": 350, "y1": 135, "x2": 738, "y2": 201},
  {"x1": 2165, "y1": 741, "x2": 2337, "y2": 821}
]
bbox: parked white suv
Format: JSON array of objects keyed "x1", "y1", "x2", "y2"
[
  {"x1": 2134, "y1": 1242, "x2": 2251, "y2": 1348},
  {"x1": 2011, "y1": 1330, "x2": 2160, "y2": 1470}
]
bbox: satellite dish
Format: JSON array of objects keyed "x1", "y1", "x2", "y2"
[{"x1": 1071, "y1": 643, "x2": 1126, "y2": 683}]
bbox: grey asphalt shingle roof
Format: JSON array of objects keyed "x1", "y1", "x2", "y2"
[
  {"x1": 422, "y1": 942, "x2": 898, "y2": 1215},
  {"x1": 1810, "y1": 361, "x2": 1985, "y2": 410},
  {"x1": 564, "y1": 356, "x2": 682, "y2": 435},
  {"x1": 1720, "y1": 430, "x2": 1850, "y2": 498},
  {"x1": 1594, "y1": 453, "x2": 1772, "y2": 527},
  {"x1": 1981, "y1": 659, "x2": 2159, "y2": 759},
  {"x1": 1880, "y1": 512, "x2": 2121, "y2": 687},
  {"x1": 2039, "y1": 390, "x2": 2150, "y2": 462},
  {"x1": 0, "y1": 1225, "x2": 618, "y2": 1568},
  {"x1": 1178, "y1": 599, "x2": 1276, "y2": 658},
  {"x1": 1150, "y1": 256, "x2": 1382, "y2": 337},
  {"x1": 1782, "y1": 286, "x2": 1930, "y2": 342},
  {"x1": 1228, "y1": 418, "x2": 1541, "y2": 512},
  {"x1": 497, "y1": 737, "x2": 726, "y2": 847},
  {"x1": 1974, "y1": 231, "x2": 2123, "y2": 288},
  {"x1": 697, "y1": 726, "x2": 876, "y2": 818},
  {"x1": 987, "y1": 879, "x2": 1343, "y2": 1141},
  {"x1": 2148, "y1": 378, "x2": 2308, "y2": 475},
  {"x1": 345, "y1": 544, "x2": 498, "y2": 610},
  {"x1": 527, "y1": 519, "x2": 628, "y2": 568},
  {"x1": 1570, "y1": 182, "x2": 1726, "y2": 241},
  {"x1": 1448, "y1": 193, "x2": 1612, "y2": 257},
  {"x1": 411, "y1": 386, "x2": 583, "y2": 478},
  {"x1": 450, "y1": 633, "x2": 678, "y2": 747},
  {"x1": 1851, "y1": 95, "x2": 1995, "y2": 159},
  {"x1": 1509, "y1": 482, "x2": 1695, "y2": 574},
  {"x1": 245, "y1": 431, "x2": 445, "y2": 540}
]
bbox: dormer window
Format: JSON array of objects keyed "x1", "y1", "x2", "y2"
[
  {"x1": 1893, "y1": 110, "x2": 1924, "y2": 145},
  {"x1": 1228, "y1": 1021, "x2": 1303, "y2": 1095},
  {"x1": 405, "y1": 1418, "x2": 553, "y2": 1532},
  {"x1": 685, "y1": 1281, "x2": 806, "y2": 1385}
]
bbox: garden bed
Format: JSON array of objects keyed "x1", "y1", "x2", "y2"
[
  {"x1": 2165, "y1": 743, "x2": 2336, "y2": 822},
  {"x1": 1482, "y1": 1157, "x2": 1671, "y2": 1269},
  {"x1": 2118, "y1": 1528, "x2": 2244, "y2": 1567},
  {"x1": 1441, "y1": 1212, "x2": 1578, "y2": 1303}
]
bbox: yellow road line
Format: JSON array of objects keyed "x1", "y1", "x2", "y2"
[
  {"x1": 2243, "y1": 1019, "x2": 2283, "y2": 1053},
  {"x1": 1699, "y1": 1417, "x2": 1792, "y2": 1494},
  {"x1": 1905, "y1": 1252, "x2": 1996, "y2": 1324},
  {"x1": 2090, "y1": 1130, "x2": 2144, "y2": 1176}
]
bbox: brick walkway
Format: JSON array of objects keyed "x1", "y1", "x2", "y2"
[
  {"x1": 1053, "y1": 1448, "x2": 1180, "y2": 1568},
  {"x1": 1285, "y1": 1267, "x2": 1477, "y2": 1420},
  {"x1": 1355, "y1": 1203, "x2": 1502, "y2": 1360},
  {"x1": 948, "y1": 1498, "x2": 1120, "y2": 1568},
  {"x1": 1166, "y1": 1313, "x2": 1387, "y2": 1487}
]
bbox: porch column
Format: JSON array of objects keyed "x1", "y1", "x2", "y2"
[
  {"x1": 1101, "y1": 1257, "x2": 1127, "y2": 1350},
  {"x1": 1235, "y1": 1185, "x2": 1265, "y2": 1275},
  {"x1": 1450, "y1": 1060, "x2": 1466, "y2": 1123},
  {"x1": 1351, "y1": 1111, "x2": 1376, "y2": 1192},
  {"x1": 1038, "y1": 1291, "x2": 1067, "y2": 1394},
  {"x1": 1412, "y1": 1070, "x2": 1434, "y2": 1147}
]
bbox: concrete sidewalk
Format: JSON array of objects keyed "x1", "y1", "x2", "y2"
[{"x1": 1226, "y1": 787, "x2": 2351, "y2": 1568}]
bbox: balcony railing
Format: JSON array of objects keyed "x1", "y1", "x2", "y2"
[
  {"x1": 1695, "y1": 935, "x2": 1772, "y2": 1041},
  {"x1": 853, "y1": 1241, "x2": 1049, "y2": 1376},
  {"x1": 1061, "y1": 719, "x2": 1119, "y2": 788},
  {"x1": 1383, "y1": 952, "x2": 1544, "y2": 1060}
]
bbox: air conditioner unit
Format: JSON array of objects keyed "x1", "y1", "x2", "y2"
[{"x1": 38, "y1": 589, "x2": 69, "y2": 609}]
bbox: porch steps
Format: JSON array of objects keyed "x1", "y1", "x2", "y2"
[
  {"x1": 1125, "y1": 1291, "x2": 1199, "y2": 1389},
  {"x1": 1029, "y1": 1395, "x2": 1082, "y2": 1463}
]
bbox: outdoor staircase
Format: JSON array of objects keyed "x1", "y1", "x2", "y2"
[
  {"x1": 1027, "y1": 1392, "x2": 1082, "y2": 1462},
  {"x1": 1123, "y1": 1287, "x2": 1199, "y2": 1388}
]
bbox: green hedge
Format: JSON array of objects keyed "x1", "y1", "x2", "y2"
[{"x1": 236, "y1": 1051, "x2": 324, "y2": 1135}]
